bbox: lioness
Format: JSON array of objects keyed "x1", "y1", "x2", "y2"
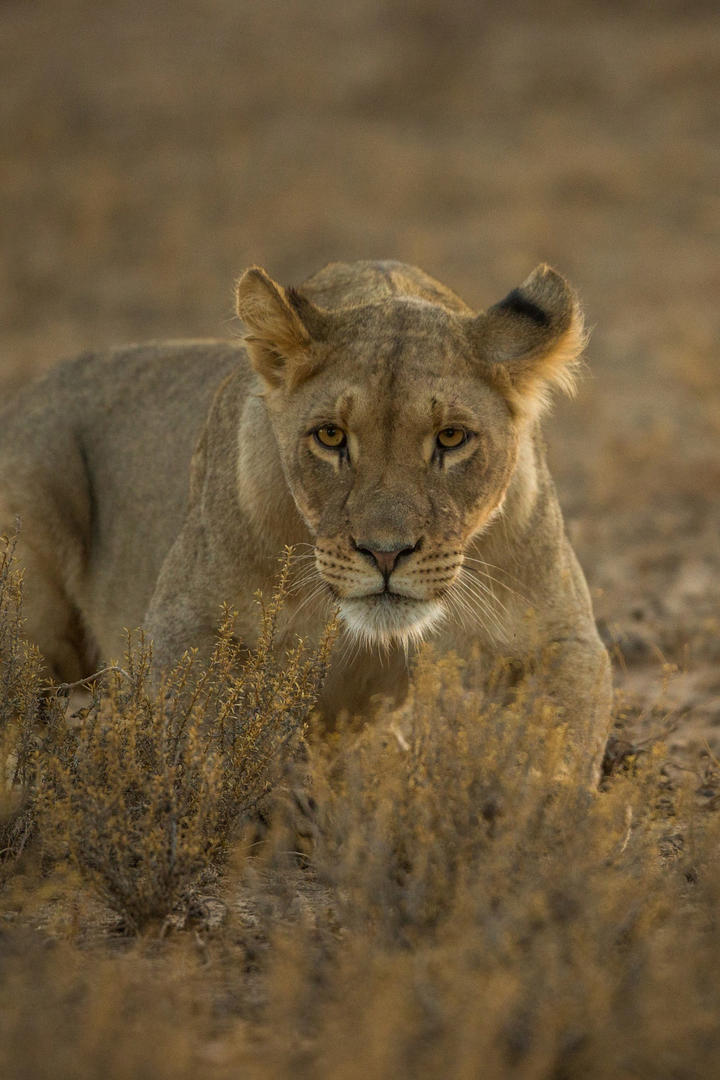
[{"x1": 0, "y1": 260, "x2": 611, "y2": 782}]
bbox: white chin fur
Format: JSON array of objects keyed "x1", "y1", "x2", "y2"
[{"x1": 338, "y1": 595, "x2": 446, "y2": 649}]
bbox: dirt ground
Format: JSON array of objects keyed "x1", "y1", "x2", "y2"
[{"x1": 1, "y1": 0, "x2": 718, "y2": 766}]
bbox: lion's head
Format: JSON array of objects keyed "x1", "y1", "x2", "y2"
[{"x1": 236, "y1": 263, "x2": 585, "y2": 648}]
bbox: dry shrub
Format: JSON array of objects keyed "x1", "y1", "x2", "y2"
[
  {"x1": 248, "y1": 652, "x2": 720, "y2": 1078},
  {"x1": 40, "y1": 558, "x2": 334, "y2": 930},
  {"x1": 311, "y1": 651, "x2": 595, "y2": 940},
  {"x1": 2, "y1": 535, "x2": 720, "y2": 1077},
  {"x1": 0, "y1": 539, "x2": 333, "y2": 928},
  {"x1": 0, "y1": 533, "x2": 59, "y2": 870},
  {"x1": 41, "y1": 642, "x2": 227, "y2": 931},
  {"x1": 0, "y1": 932, "x2": 214, "y2": 1080}
]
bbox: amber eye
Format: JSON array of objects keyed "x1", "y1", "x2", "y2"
[
  {"x1": 436, "y1": 427, "x2": 468, "y2": 450},
  {"x1": 314, "y1": 424, "x2": 347, "y2": 449}
]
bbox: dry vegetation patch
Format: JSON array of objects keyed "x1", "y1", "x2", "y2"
[{"x1": 2, "y1": 534, "x2": 720, "y2": 1078}]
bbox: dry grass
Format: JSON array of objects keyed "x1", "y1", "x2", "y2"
[
  {"x1": 32, "y1": 549, "x2": 333, "y2": 931},
  {"x1": 0, "y1": 535, "x2": 58, "y2": 872},
  {"x1": 2, "y1": 534, "x2": 720, "y2": 1079}
]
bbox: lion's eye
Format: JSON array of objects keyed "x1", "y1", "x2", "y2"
[
  {"x1": 314, "y1": 425, "x2": 347, "y2": 449},
  {"x1": 436, "y1": 427, "x2": 468, "y2": 450}
]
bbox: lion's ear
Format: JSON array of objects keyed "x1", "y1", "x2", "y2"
[
  {"x1": 471, "y1": 265, "x2": 587, "y2": 417},
  {"x1": 235, "y1": 267, "x2": 327, "y2": 389}
]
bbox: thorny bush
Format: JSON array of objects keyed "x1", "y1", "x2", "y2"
[{"x1": 1, "y1": 535, "x2": 334, "y2": 928}]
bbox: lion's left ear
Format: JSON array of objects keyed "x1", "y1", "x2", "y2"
[{"x1": 469, "y1": 265, "x2": 587, "y2": 417}]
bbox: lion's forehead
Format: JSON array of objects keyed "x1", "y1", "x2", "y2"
[
  {"x1": 292, "y1": 301, "x2": 503, "y2": 430},
  {"x1": 324, "y1": 298, "x2": 473, "y2": 362},
  {"x1": 302, "y1": 369, "x2": 504, "y2": 435}
]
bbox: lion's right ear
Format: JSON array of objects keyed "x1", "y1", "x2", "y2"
[
  {"x1": 235, "y1": 267, "x2": 327, "y2": 389},
  {"x1": 469, "y1": 265, "x2": 587, "y2": 418}
]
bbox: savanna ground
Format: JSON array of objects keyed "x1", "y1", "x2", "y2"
[{"x1": 1, "y1": 1, "x2": 719, "y2": 1077}]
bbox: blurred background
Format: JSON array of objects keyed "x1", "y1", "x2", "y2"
[{"x1": 1, "y1": 0, "x2": 718, "y2": 750}]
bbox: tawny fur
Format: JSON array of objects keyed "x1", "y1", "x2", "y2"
[{"x1": 0, "y1": 260, "x2": 611, "y2": 785}]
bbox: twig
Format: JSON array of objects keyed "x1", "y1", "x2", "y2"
[
  {"x1": 619, "y1": 804, "x2": 633, "y2": 854},
  {"x1": 53, "y1": 665, "x2": 132, "y2": 695},
  {"x1": 702, "y1": 741, "x2": 720, "y2": 770}
]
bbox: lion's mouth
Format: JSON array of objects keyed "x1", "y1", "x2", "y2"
[
  {"x1": 365, "y1": 589, "x2": 417, "y2": 605},
  {"x1": 336, "y1": 592, "x2": 446, "y2": 648}
]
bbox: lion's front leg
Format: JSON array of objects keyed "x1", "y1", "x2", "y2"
[
  {"x1": 523, "y1": 632, "x2": 612, "y2": 788},
  {"x1": 143, "y1": 522, "x2": 231, "y2": 687}
]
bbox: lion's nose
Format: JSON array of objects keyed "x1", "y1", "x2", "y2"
[{"x1": 352, "y1": 539, "x2": 421, "y2": 583}]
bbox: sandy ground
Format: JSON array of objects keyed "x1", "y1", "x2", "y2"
[{"x1": 1, "y1": 0, "x2": 718, "y2": 770}]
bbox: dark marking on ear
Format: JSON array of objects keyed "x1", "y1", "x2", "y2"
[
  {"x1": 468, "y1": 264, "x2": 584, "y2": 415},
  {"x1": 496, "y1": 288, "x2": 550, "y2": 328}
]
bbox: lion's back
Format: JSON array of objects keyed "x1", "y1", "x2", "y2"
[{"x1": 0, "y1": 340, "x2": 248, "y2": 658}]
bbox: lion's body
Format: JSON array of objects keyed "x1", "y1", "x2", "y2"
[
  {"x1": 0, "y1": 260, "x2": 611, "y2": 783},
  {"x1": 0, "y1": 343, "x2": 243, "y2": 675}
]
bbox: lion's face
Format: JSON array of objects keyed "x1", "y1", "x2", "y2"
[
  {"x1": 269, "y1": 304, "x2": 517, "y2": 646},
  {"x1": 236, "y1": 262, "x2": 584, "y2": 647}
]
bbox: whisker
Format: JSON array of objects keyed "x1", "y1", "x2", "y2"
[
  {"x1": 288, "y1": 569, "x2": 322, "y2": 593},
  {"x1": 458, "y1": 570, "x2": 510, "y2": 618},
  {"x1": 462, "y1": 556, "x2": 526, "y2": 590},
  {"x1": 288, "y1": 564, "x2": 321, "y2": 583},
  {"x1": 289, "y1": 574, "x2": 332, "y2": 622},
  {"x1": 447, "y1": 587, "x2": 480, "y2": 631},
  {"x1": 461, "y1": 558, "x2": 528, "y2": 605},
  {"x1": 443, "y1": 590, "x2": 470, "y2": 630},
  {"x1": 459, "y1": 585, "x2": 506, "y2": 638},
  {"x1": 337, "y1": 626, "x2": 364, "y2": 670},
  {"x1": 291, "y1": 569, "x2": 317, "y2": 583},
  {"x1": 451, "y1": 573, "x2": 507, "y2": 639},
  {"x1": 294, "y1": 584, "x2": 329, "y2": 616}
]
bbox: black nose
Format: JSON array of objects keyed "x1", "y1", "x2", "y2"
[{"x1": 352, "y1": 539, "x2": 420, "y2": 583}]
